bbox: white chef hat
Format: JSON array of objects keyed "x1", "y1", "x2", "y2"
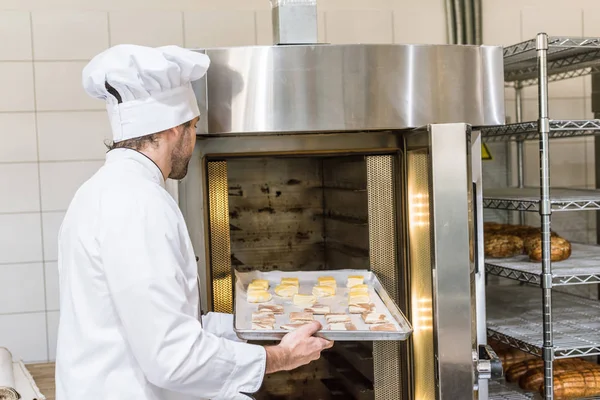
[{"x1": 82, "y1": 44, "x2": 210, "y2": 142}]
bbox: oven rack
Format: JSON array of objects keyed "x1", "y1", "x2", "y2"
[
  {"x1": 489, "y1": 380, "x2": 535, "y2": 400},
  {"x1": 503, "y1": 36, "x2": 600, "y2": 85},
  {"x1": 483, "y1": 187, "x2": 600, "y2": 211},
  {"x1": 486, "y1": 243, "x2": 600, "y2": 286},
  {"x1": 487, "y1": 285, "x2": 600, "y2": 359},
  {"x1": 480, "y1": 120, "x2": 600, "y2": 142}
]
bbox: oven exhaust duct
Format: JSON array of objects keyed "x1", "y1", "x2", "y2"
[{"x1": 271, "y1": 0, "x2": 318, "y2": 44}]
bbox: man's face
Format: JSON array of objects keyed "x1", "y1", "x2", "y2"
[{"x1": 169, "y1": 117, "x2": 198, "y2": 180}]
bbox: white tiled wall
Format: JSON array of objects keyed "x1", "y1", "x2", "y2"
[{"x1": 0, "y1": 0, "x2": 597, "y2": 363}]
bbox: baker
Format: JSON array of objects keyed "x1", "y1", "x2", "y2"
[{"x1": 54, "y1": 44, "x2": 333, "y2": 400}]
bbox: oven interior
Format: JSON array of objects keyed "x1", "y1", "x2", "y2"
[{"x1": 206, "y1": 153, "x2": 406, "y2": 400}]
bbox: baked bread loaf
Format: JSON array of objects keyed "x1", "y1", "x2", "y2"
[
  {"x1": 495, "y1": 348, "x2": 537, "y2": 369},
  {"x1": 484, "y1": 222, "x2": 506, "y2": 233},
  {"x1": 484, "y1": 234, "x2": 524, "y2": 258},
  {"x1": 505, "y1": 359, "x2": 544, "y2": 382},
  {"x1": 528, "y1": 236, "x2": 572, "y2": 262},
  {"x1": 539, "y1": 368, "x2": 600, "y2": 399},
  {"x1": 519, "y1": 358, "x2": 588, "y2": 391}
]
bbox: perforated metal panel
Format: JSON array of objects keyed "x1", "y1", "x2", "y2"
[
  {"x1": 207, "y1": 161, "x2": 233, "y2": 313},
  {"x1": 366, "y1": 155, "x2": 403, "y2": 400},
  {"x1": 407, "y1": 149, "x2": 436, "y2": 400}
]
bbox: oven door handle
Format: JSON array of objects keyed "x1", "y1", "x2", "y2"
[{"x1": 476, "y1": 344, "x2": 503, "y2": 380}]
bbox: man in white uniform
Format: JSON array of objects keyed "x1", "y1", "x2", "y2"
[{"x1": 55, "y1": 44, "x2": 332, "y2": 400}]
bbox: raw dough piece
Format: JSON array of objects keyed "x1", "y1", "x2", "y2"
[
  {"x1": 248, "y1": 282, "x2": 268, "y2": 292},
  {"x1": 329, "y1": 322, "x2": 357, "y2": 331},
  {"x1": 252, "y1": 322, "x2": 274, "y2": 330},
  {"x1": 312, "y1": 285, "x2": 335, "y2": 297},
  {"x1": 252, "y1": 311, "x2": 276, "y2": 325},
  {"x1": 347, "y1": 275, "x2": 364, "y2": 288},
  {"x1": 293, "y1": 294, "x2": 317, "y2": 307},
  {"x1": 362, "y1": 312, "x2": 388, "y2": 324},
  {"x1": 250, "y1": 279, "x2": 269, "y2": 290},
  {"x1": 325, "y1": 313, "x2": 351, "y2": 323},
  {"x1": 304, "y1": 304, "x2": 330, "y2": 314},
  {"x1": 247, "y1": 290, "x2": 272, "y2": 303},
  {"x1": 281, "y1": 277, "x2": 299, "y2": 287},
  {"x1": 258, "y1": 304, "x2": 284, "y2": 314},
  {"x1": 369, "y1": 323, "x2": 396, "y2": 332},
  {"x1": 318, "y1": 276, "x2": 336, "y2": 287},
  {"x1": 348, "y1": 294, "x2": 370, "y2": 305},
  {"x1": 349, "y1": 303, "x2": 375, "y2": 314},
  {"x1": 290, "y1": 311, "x2": 314, "y2": 322},
  {"x1": 275, "y1": 284, "x2": 298, "y2": 297},
  {"x1": 281, "y1": 322, "x2": 310, "y2": 330},
  {"x1": 349, "y1": 284, "x2": 368, "y2": 295}
]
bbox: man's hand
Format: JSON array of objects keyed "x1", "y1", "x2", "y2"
[{"x1": 264, "y1": 321, "x2": 333, "y2": 374}]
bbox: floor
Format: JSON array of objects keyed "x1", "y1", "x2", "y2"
[{"x1": 26, "y1": 363, "x2": 55, "y2": 400}]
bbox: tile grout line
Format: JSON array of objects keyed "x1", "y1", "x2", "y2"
[{"x1": 29, "y1": 12, "x2": 51, "y2": 363}]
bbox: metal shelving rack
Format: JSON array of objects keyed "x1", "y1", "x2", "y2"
[{"x1": 481, "y1": 34, "x2": 600, "y2": 400}]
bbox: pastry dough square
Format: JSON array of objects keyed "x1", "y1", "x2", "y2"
[
  {"x1": 347, "y1": 275, "x2": 364, "y2": 288},
  {"x1": 275, "y1": 284, "x2": 298, "y2": 297},
  {"x1": 362, "y1": 312, "x2": 388, "y2": 324},
  {"x1": 349, "y1": 284, "x2": 369, "y2": 295},
  {"x1": 348, "y1": 294, "x2": 370, "y2": 305},
  {"x1": 258, "y1": 304, "x2": 284, "y2": 314},
  {"x1": 293, "y1": 294, "x2": 316, "y2": 307},
  {"x1": 304, "y1": 304, "x2": 330, "y2": 314},
  {"x1": 325, "y1": 313, "x2": 351, "y2": 323},
  {"x1": 281, "y1": 322, "x2": 310, "y2": 330},
  {"x1": 369, "y1": 323, "x2": 396, "y2": 332},
  {"x1": 250, "y1": 279, "x2": 269, "y2": 290},
  {"x1": 252, "y1": 322, "x2": 274, "y2": 330},
  {"x1": 329, "y1": 322, "x2": 357, "y2": 331},
  {"x1": 349, "y1": 303, "x2": 375, "y2": 314},
  {"x1": 281, "y1": 277, "x2": 299, "y2": 287},
  {"x1": 248, "y1": 282, "x2": 268, "y2": 292},
  {"x1": 317, "y1": 276, "x2": 336, "y2": 287},
  {"x1": 247, "y1": 290, "x2": 272, "y2": 303},
  {"x1": 290, "y1": 311, "x2": 314, "y2": 322},
  {"x1": 252, "y1": 311, "x2": 276, "y2": 325},
  {"x1": 312, "y1": 285, "x2": 335, "y2": 297}
]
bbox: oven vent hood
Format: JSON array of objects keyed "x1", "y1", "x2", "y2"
[{"x1": 190, "y1": 1, "x2": 505, "y2": 135}]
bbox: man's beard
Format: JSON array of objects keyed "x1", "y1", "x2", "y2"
[{"x1": 169, "y1": 131, "x2": 192, "y2": 180}]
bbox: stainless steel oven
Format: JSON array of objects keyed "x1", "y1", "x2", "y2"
[{"x1": 178, "y1": 2, "x2": 505, "y2": 398}]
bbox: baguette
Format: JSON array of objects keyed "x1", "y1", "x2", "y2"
[
  {"x1": 519, "y1": 358, "x2": 590, "y2": 391},
  {"x1": 539, "y1": 368, "x2": 600, "y2": 399}
]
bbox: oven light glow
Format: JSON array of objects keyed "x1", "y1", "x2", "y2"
[{"x1": 409, "y1": 192, "x2": 430, "y2": 229}]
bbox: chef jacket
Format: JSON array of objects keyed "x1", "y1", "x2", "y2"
[{"x1": 55, "y1": 148, "x2": 266, "y2": 400}]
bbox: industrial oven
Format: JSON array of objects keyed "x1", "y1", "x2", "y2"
[{"x1": 178, "y1": 2, "x2": 506, "y2": 398}]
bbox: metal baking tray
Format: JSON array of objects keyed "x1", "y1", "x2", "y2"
[{"x1": 233, "y1": 269, "x2": 413, "y2": 341}]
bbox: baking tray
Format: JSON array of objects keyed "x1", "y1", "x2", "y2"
[{"x1": 233, "y1": 269, "x2": 413, "y2": 341}]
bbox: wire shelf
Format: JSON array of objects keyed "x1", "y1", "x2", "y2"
[
  {"x1": 487, "y1": 285, "x2": 600, "y2": 359},
  {"x1": 489, "y1": 380, "x2": 535, "y2": 400},
  {"x1": 504, "y1": 36, "x2": 600, "y2": 83},
  {"x1": 483, "y1": 188, "x2": 600, "y2": 212},
  {"x1": 481, "y1": 120, "x2": 600, "y2": 142},
  {"x1": 486, "y1": 243, "x2": 600, "y2": 286}
]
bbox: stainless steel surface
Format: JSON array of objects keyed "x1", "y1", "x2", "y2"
[
  {"x1": 536, "y1": 32, "x2": 554, "y2": 400},
  {"x1": 192, "y1": 44, "x2": 505, "y2": 134},
  {"x1": 271, "y1": 0, "x2": 317, "y2": 45},
  {"x1": 472, "y1": 129, "x2": 490, "y2": 398},
  {"x1": 482, "y1": 119, "x2": 600, "y2": 142},
  {"x1": 515, "y1": 82, "x2": 525, "y2": 226},
  {"x1": 483, "y1": 187, "x2": 600, "y2": 211},
  {"x1": 429, "y1": 124, "x2": 476, "y2": 399},
  {"x1": 406, "y1": 123, "x2": 478, "y2": 400},
  {"x1": 233, "y1": 269, "x2": 413, "y2": 341},
  {"x1": 207, "y1": 161, "x2": 233, "y2": 313},
  {"x1": 486, "y1": 243, "x2": 600, "y2": 286},
  {"x1": 488, "y1": 380, "x2": 535, "y2": 400},
  {"x1": 366, "y1": 155, "x2": 403, "y2": 400},
  {"x1": 487, "y1": 285, "x2": 600, "y2": 359},
  {"x1": 503, "y1": 36, "x2": 600, "y2": 84}
]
